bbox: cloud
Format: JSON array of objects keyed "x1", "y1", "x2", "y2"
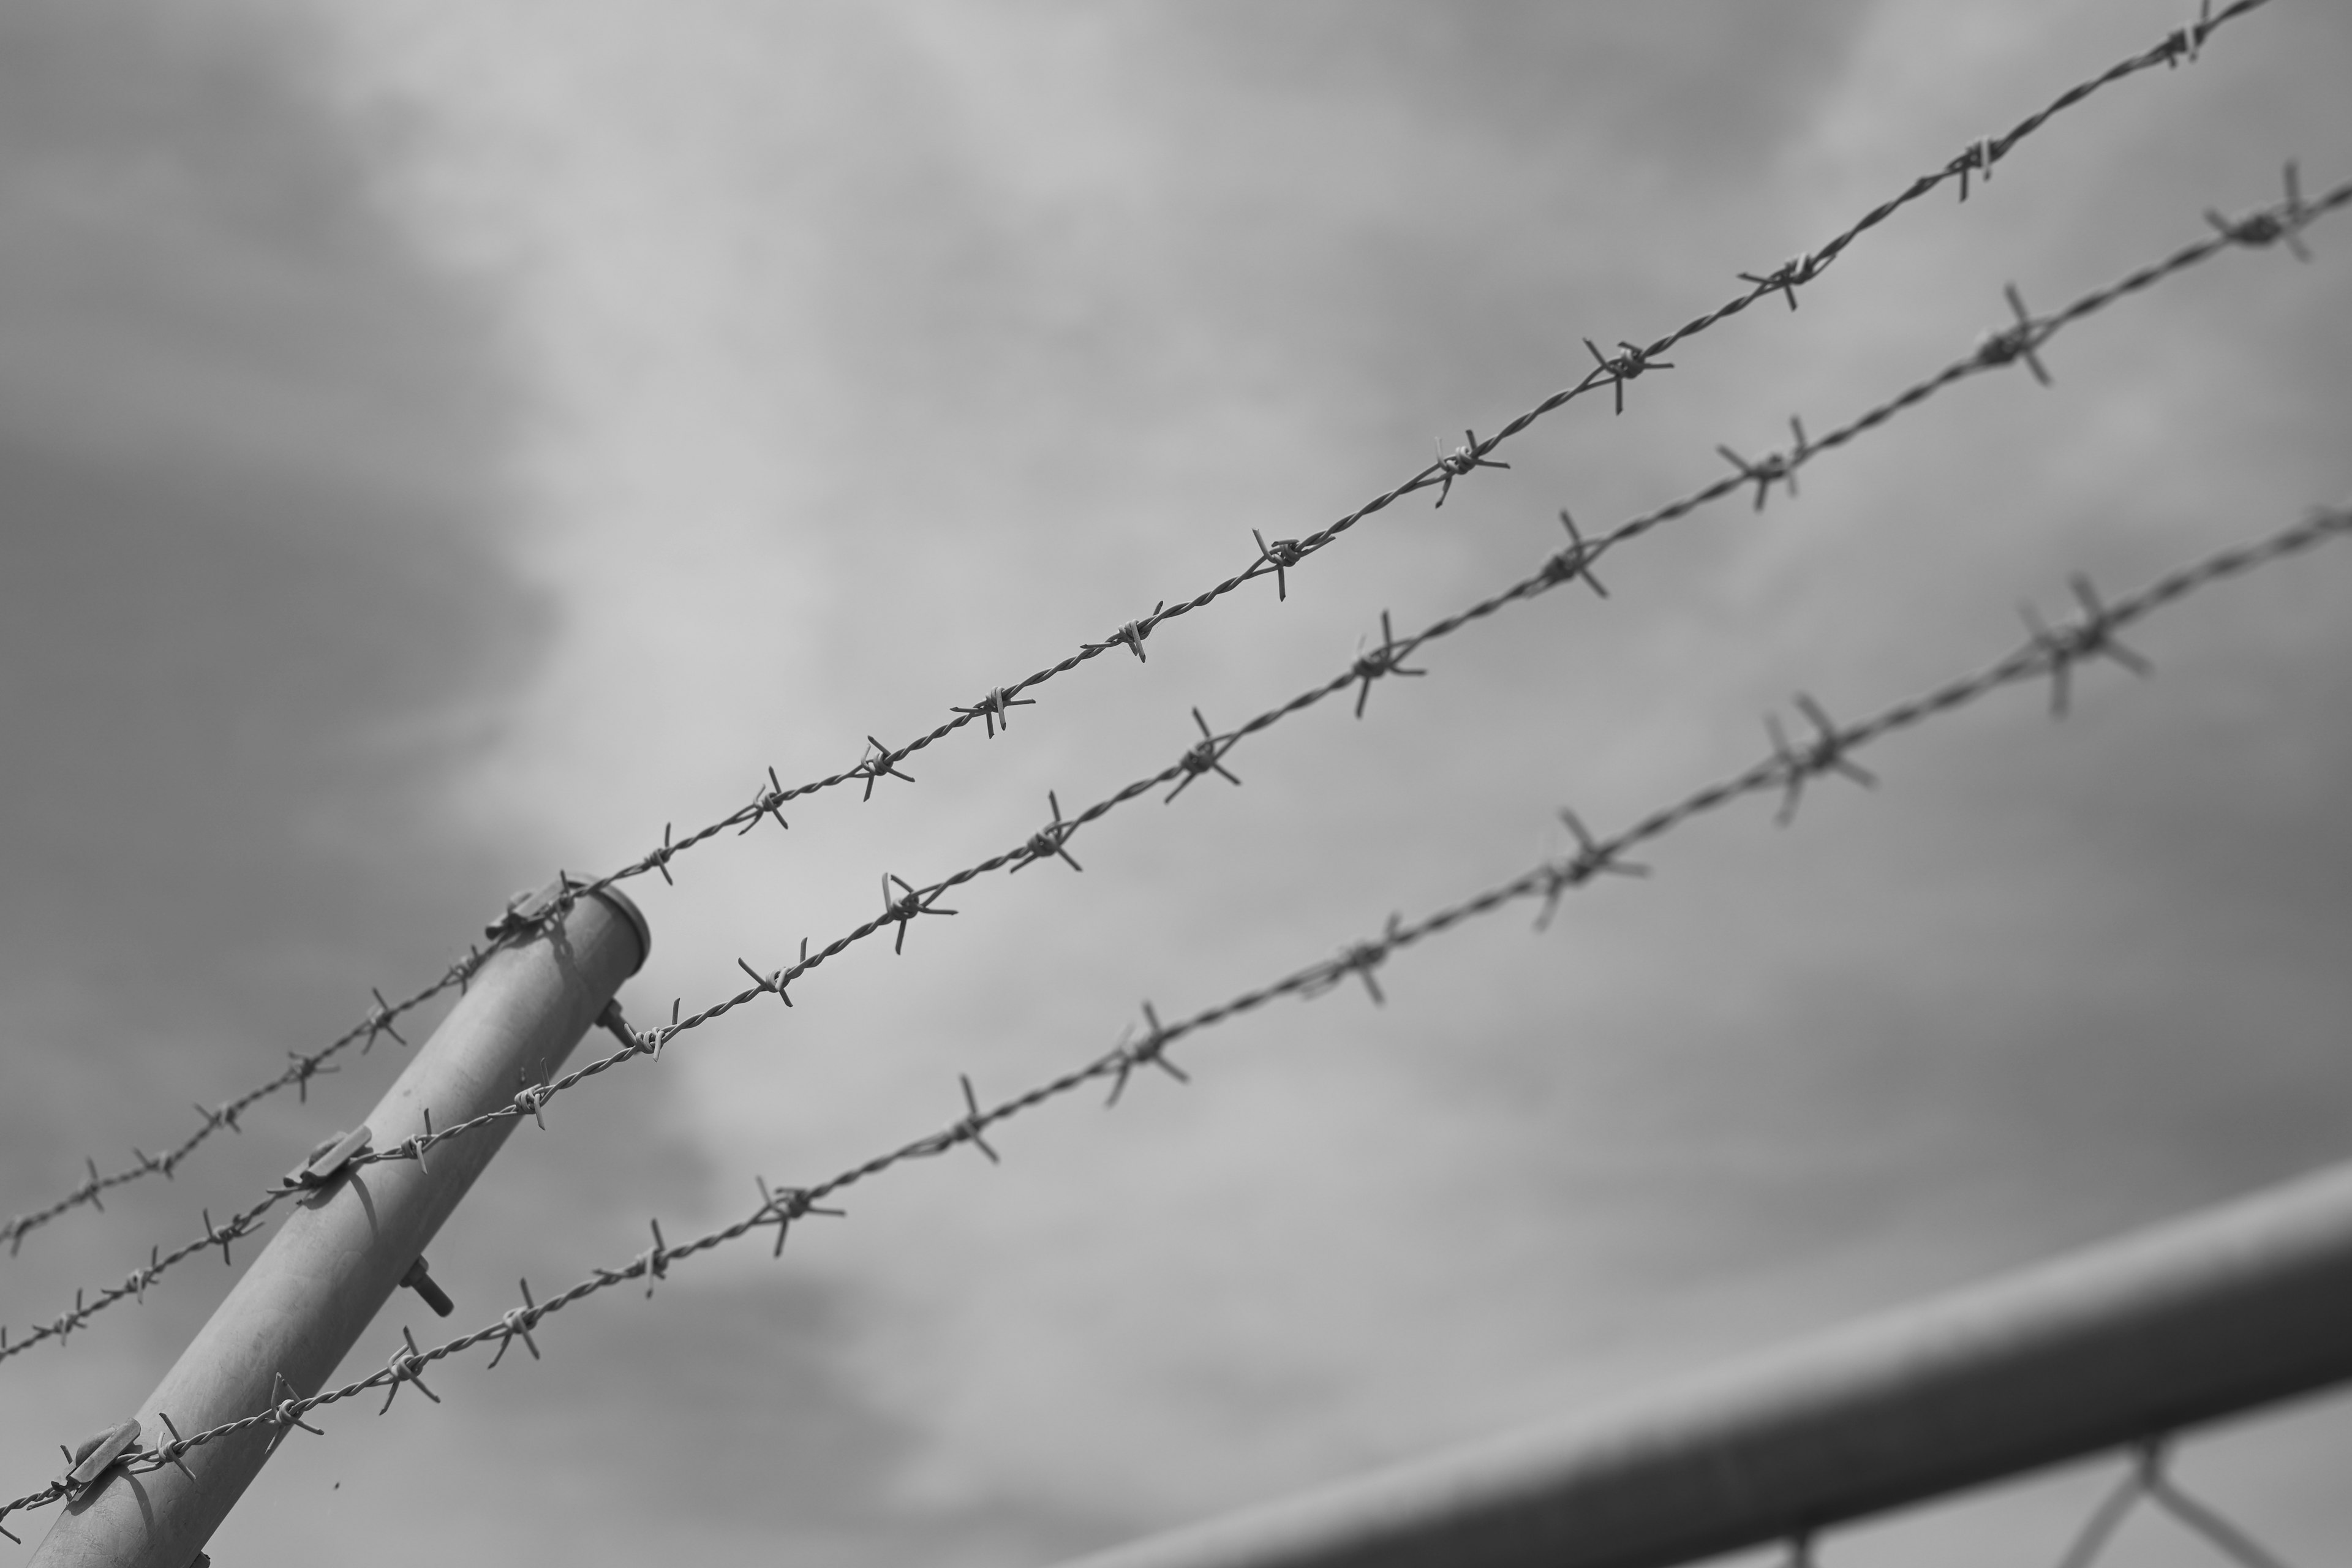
[{"x1": 9, "y1": 2, "x2": 2352, "y2": 1564}]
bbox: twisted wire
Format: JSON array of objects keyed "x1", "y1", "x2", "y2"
[
  {"x1": 0, "y1": 0, "x2": 2269, "y2": 1259},
  {"x1": 6, "y1": 164, "x2": 2337, "y2": 1369},
  {"x1": 6, "y1": 497, "x2": 2343, "y2": 1537}
]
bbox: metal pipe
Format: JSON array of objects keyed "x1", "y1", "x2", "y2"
[
  {"x1": 29, "y1": 884, "x2": 650, "y2": 1568},
  {"x1": 1055, "y1": 1159, "x2": 2352, "y2": 1568}
]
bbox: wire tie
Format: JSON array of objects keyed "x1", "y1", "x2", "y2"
[
  {"x1": 287, "y1": 1126, "x2": 373, "y2": 1191},
  {"x1": 1165, "y1": 707, "x2": 1243, "y2": 802},
  {"x1": 63, "y1": 1420, "x2": 141, "y2": 1494}
]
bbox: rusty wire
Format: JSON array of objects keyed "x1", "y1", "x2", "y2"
[
  {"x1": 3, "y1": 164, "x2": 2338, "y2": 1372},
  {"x1": 5, "y1": 498, "x2": 2344, "y2": 1539},
  {"x1": 0, "y1": 0, "x2": 2272, "y2": 1264}
]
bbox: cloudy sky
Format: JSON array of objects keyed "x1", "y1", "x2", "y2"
[{"x1": 4, "y1": 2, "x2": 2351, "y2": 1565}]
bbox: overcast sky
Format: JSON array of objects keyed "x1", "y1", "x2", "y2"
[{"x1": 4, "y1": 4, "x2": 2352, "y2": 1566}]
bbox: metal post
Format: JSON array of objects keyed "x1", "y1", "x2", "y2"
[
  {"x1": 28, "y1": 884, "x2": 650, "y2": 1568},
  {"x1": 1055, "y1": 1159, "x2": 2352, "y2": 1568}
]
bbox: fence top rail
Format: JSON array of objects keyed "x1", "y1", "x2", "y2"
[{"x1": 1047, "y1": 1157, "x2": 2352, "y2": 1568}]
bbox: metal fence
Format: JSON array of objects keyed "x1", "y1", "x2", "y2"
[{"x1": 3, "y1": 2, "x2": 2348, "y2": 1563}]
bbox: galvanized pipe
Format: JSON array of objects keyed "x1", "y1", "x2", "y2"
[
  {"x1": 1056, "y1": 1160, "x2": 2352, "y2": 1568},
  {"x1": 29, "y1": 885, "x2": 650, "y2": 1568}
]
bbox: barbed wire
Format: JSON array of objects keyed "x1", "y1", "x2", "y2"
[
  {"x1": 0, "y1": 0, "x2": 2271, "y2": 1260},
  {"x1": 7, "y1": 497, "x2": 2343, "y2": 1541},
  {"x1": 5, "y1": 162, "x2": 2336, "y2": 1372}
]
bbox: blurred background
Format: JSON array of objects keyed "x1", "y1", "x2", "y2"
[{"x1": 3, "y1": 2, "x2": 2351, "y2": 1564}]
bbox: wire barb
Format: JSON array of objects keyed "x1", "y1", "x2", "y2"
[
  {"x1": 1977, "y1": 282, "x2": 2055, "y2": 386},
  {"x1": 1093, "y1": 601, "x2": 1166, "y2": 663},
  {"x1": 1717, "y1": 416, "x2": 1811, "y2": 511},
  {"x1": 1016, "y1": 790, "x2": 1084, "y2": 873},
  {"x1": 736, "y1": 956, "x2": 794, "y2": 1008},
  {"x1": 2204, "y1": 159, "x2": 2313, "y2": 262},
  {"x1": 2021, "y1": 573, "x2": 2154, "y2": 718},
  {"x1": 263, "y1": 1372, "x2": 323, "y2": 1455},
  {"x1": 377, "y1": 1327, "x2": 441, "y2": 1415},
  {"x1": 880, "y1": 873, "x2": 959, "y2": 956},
  {"x1": 955, "y1": 1074, "x2": 1000, "y2": 1164},
  {"x1": 486, "y1": 1279, "x2": 543, "y2": 1369},
  {"x1": 856, "y1": 736, "x2": 916, "y2": 802},
  {"x1": 1583, "y1": 337, "x2": 1673, "y2": 416},
  {"x1": 1535, "y1": 809, "x2": 1650, "y2": 931},
  {"x1": 1107, "y1": 1001, "x2": 1191, "y2": 1107},
  {"x1": 1542, "y1": 510, "x2": 1610, "y2": 597},
  {"x1": 1253, "y1": 529, "x2": 1309, "y2": 601},
  {"x1": 1954, "y1": 133, "x2": 2003, "y2": 202},
  {"x1": 741, "y1": 765, "x2": 793, "y2": 834},
  {"x1": 1433, "y1": 429, "x2": 1510, "y2": 508},
  {"x1": 362, "y1": 987, "x2": 407, "y2": 1051},
  {"x1": 1767, "y1": 693, "x2": 1880, "y2": 827},
  {"x1": 1166, "y1": 707, "x2": 1243, "y2": 802},
  {"x1": 753, "y1": 1176, "x2": 843, "y2": 1258},
  {"x1": 954, "y1": 685, "x2": 1037, "y2": 739},
  {"x1": 1738, "y1": 251, "x2": 1831, "y2": 311},
  {"x1": 1352, "y1": 611, "x2": 1428, "y2": 718},
  {"x1": 2161, "y1": 0, "x2": 2218, "y2": 66}
]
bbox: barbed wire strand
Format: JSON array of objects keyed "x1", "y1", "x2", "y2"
[
  {"x1": 6, "y1": 497, "x2": 2343, "y2": 1539},
  {"x1": 4, "y1": 164, "x2": 2336, "y2": 1370},
  {"x1": 0, "y1": 0, "x2": 2271, "y2": 1261}
]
